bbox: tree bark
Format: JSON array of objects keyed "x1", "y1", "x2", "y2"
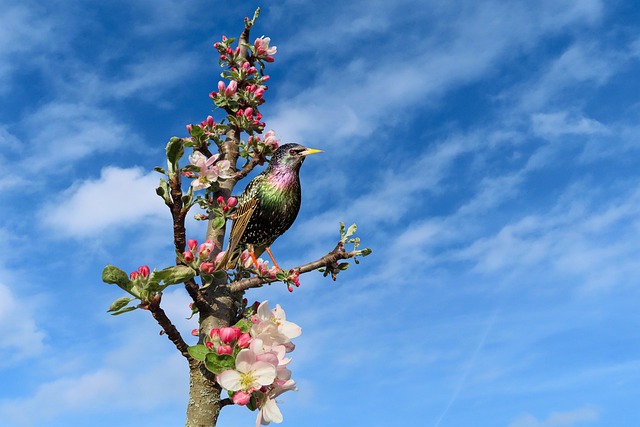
[{"x1": 185, "y1": 276, "x2": 242, "y2": 426}]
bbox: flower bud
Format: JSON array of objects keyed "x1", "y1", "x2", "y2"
[
  {"x1": 209, "y1": 328, "x2": 220, "y2": 338},
  {"x1": 130, "y1": 271, "x2": 139, "y2": 280},
  {"x1": 227, "y1": 197, "x2": 238, "y2": 208},
  {"x1": 205, "y1": 341, "x2": 214, "y2": 349},
  {"x1": 244, "y1": 107, "x2": 253, "y2": 118},
  {"x1": 138, "y1": 265, "x2": 150, "y2": 278},
  {"x1": 218, "y1": 81, "x2": 226, "y2": 92},
  {"x1": 183, "y1": 251, "x2": 195, "y2": 263},
  {"x1": 191, "y1": 329, "x2": 199, "y2": 336},
  {"x1": 217, "y1": 345, "x2": 233, "y2": 355},
  {"x1": 186, "y1": 124, "x2": 192, "y2": 134},
  {"x1": 217, "y1": 196, "x2": 225, "y2": 205},
  {"x1": 219, "y1": 327, "x2": 237, "y2": 344},
  {"x1": 200, "y1": 262, "x2": 215, "y2": 274},
  {"x1": 225, "y1": 80, "x2": 237, "y2": 96},
  {"x1": 237, "y1": 332, "x2": 251, "y2": 348},
  {"x1": 232, "y1": 391, "x2": 251, "y2": 406},
  {"x1": 188, "y1": 239, "x2": 198, "y2": 250},
  {"x1": 206, "y1": 116, "x2": 215, "y2": 127}
]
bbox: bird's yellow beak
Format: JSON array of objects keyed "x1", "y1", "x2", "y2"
[{"x1": 301, "y1": 148, "x2": 323, "y2": 156}]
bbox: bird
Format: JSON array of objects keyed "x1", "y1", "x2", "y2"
[{"x1": 218, "y1": 143, "x2": 323, "y2": 271}]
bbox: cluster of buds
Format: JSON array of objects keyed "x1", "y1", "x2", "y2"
[
  {"x1": 189, "y1": 301, "x2": 300, "y2": 426},
  {"x1": 217, "y1": 195, "x2": 238, "y2": 213},
  {"x1": 275, "y1": 269, "x2": 301, "y2": 292},
  {"x1": 214, "y1": 35, "x2": 242, "y2": 65},
  {"x1": 181, "y1": 239, "x2": 219, "y2": 275},
  {"x1": 129, "y1": 265, "x2": 150, "y2": 281},
  {"x1": 245, "y1": 129, "x2": 279, "y2": 162},
  {"x1": 240, "y1": 249, "x2": 278, "y2": 279}
]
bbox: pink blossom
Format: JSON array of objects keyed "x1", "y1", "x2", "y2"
[
  {"x1": 188, "y1": 152, "x2": 232, "y2": 190},
  {"x1": 191, "y1": 329, "x2": 199, "y2": 336},
  {"x1": 216, "y1": 349, "x2": 276, "y2": 392},
  {"x1": 232, "y1": 391, "x2": 251, "y2": 406},
  {"x1": 227, "y1": 196, "x2": 238, "y2": 208},
  {"x1": 209, "y1": 328, "x2": 220, "y2": 339},
  {"x1": 206, "y1": 116, "x2": 215, "y2": 127},
  {"x1": 198, "y1": 239, "x2": 216, "y2": 258},
  {"x1": 205, "y1": 341, "x2": 214, "y2": 349},
  {"x1": 188, "y1": 239, "x2": 198, "y2": 250},
  {"x1": 129, "y1": 271, "x2": 139, "y2": 280}
]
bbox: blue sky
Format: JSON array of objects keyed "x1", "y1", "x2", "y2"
[{"x1": 1, "y1": 0, "x2": 640, "y2": 426}]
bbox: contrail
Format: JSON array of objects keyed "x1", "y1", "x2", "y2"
[{"x1": 433, "y1": 309, "x2": 499, "y2": 427}]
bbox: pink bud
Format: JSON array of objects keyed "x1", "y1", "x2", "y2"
[
  {"x1": 222, "y1": 206, "x2": 229, "y2": 213},
  {"x1": 208, "y1": 328, "x2": 220, "y2": 339},
  {"x1": 262, "y1": 75, "x2": 270, "y2": 82},
  {"x1": 218, "y1": 81, "x2": 226, "y2": 92},
  {"x1": 129, "y1": 271, "x2": 139, "y2": 280},
  {"x1": 214, "y1": 42, "x2": 220, "y2": 49},
  {"x1": 209, "y1": 91, "x2": 217, "y2": 99},
  {"x1": 138, "y1": 265, "x2": 150, "y2": 278},
  {"x1": 217, "y1": 345, "x2": 233, "y2": 355},
  {"x1": 265, "y1": 56, "x2": 275, "y2": 62},
  {"x1": 186, "y1": 124, "x2": 192, "y2": 134},
  {"x1": 244, "y1": 107, "x2": 253, "y2": 118},
  {"x1": 191, "y1": 329, "x2": 199, "y2": 336},
  {"x1": 237, "y1": 332, "x2": 251, "y2": 348},
  {"x1": 222, "y1": 35, "x2": 227, "y2": 41},
  {"x1": 217, "y1": 195, "x2": 225, "y2": 205},
  {"x1": 234, "y1": 47, "x2": 240, "y2": 55},
  {"x1": 219, "y1": 327, "x2": 237, "y2": 344},
  {"x1": 205, "y1": 341, "x2": 214, "y2": 349},
  {"x1": 225, "y1": 80, "x2": 237, "y2": 96},
  {"x1": 226, "y1": 47, "x2": 233, "y2": 55},
  {"x1": 219, "y1": 54, "x2": 226, "y2": 61},
  {"x1": 232, "y1": 391, "x2": 251, "y2": 406},
  {"x1": 227, "y1": 197, "x2": 237, "y2": 208},
  {"x1": 255, "y1": 88, "x2": 265, "y2": 97},
  {"x1": 206, "y1": 116, "x2": 215, "y2": 127},
  {"x1": 182, "y1": 251, "x2": 195, "y2": 263},
  {"x1": 200, "y1": 262, "x2": 215, "y2": 274},
  {"x1": 242, "y1": 62, "x2": 250, "y2": 69},
  {"x1": 188, "y1": 239, "x2": 198, "y2": 250},
  {"x1": 214, "y1": 251, "x2": 226, "y2": 264},
  {"x1": 198, "y1": 240, "x2": 216, "y2": 258}
]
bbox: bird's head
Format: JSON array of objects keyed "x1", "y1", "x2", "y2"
[{"x1": 270, "y1": 143, "x2": 323, "y2": 170}]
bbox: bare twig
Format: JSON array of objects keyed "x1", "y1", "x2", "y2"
[
  {"x1": 228, "y1": 242, "x2": 356, "y2": 293},
  {"x1": 145, "y1": 294, "x2": 193, "y2": 362}
]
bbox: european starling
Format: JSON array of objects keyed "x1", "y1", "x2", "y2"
[{"x1": 219, "y1": 143, "x2": 322, "y2": 270}]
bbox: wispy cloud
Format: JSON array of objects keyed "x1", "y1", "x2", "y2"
[
  {"x1": 41, "y1": 166, "x2": 166, "y2": 238},
  {"x1": 508, "y1": 406, "x2": 599, "y2": 427}
]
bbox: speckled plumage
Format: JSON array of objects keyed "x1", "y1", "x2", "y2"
[{"x1": 220, "y1": 143, "x2": 322, "y2": 269}]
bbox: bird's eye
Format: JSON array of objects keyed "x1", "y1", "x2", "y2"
[{"x1": 289, "y1": 149, "x2": 297, "y2": 155}]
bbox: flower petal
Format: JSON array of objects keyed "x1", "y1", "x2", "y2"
[
  {"x1": 262, "y1": 397, "x2": 283, "y2": 423},
  {"x1": 236, "y1": 349, "x2": 257, "y2": 373},
  {"x1": 217, "y1": 370, "x2": 242, "y2": 391},
  {"x1": 252, "y1": 361, "x2": 277, "y2": 386}
]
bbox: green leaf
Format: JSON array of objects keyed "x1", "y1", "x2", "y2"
[
  {"x1": 235, "y1": 318, "x2": 252, "y2": 333},
  {"x1": 108, "y1": 296, "x2": 135, "y2": 312},
  {"x1": 153, "y1": 166, "x2": 166, "y2": 175},
  {"x1": 190, "y1": 125, "x2": 205, "y2": 138},
  {"x1": 346, "y1": 223, "x2": 357, "y2": 238},
  {"x1": 152, "y1": 265, "x2": 196, "y2": 286},
  {"x1": 188, "y1": 344, "x2": 210, "y2": 362},
  {"x1": 211, "y1": 216, "x2": 226, "y2": 229},
  {"x1": 166, "y1": 137, "x2": 184, "y2": 170},
  {"x1": 110, "y1": 306, "x2": 138, "y2": 316},
  {"x1": 181, "y1": 164, "x2": 201, "y2": 173},
  {"x1": 156, "y1": 178, "x2": 171, "y2": 205},
  {"x1": 102, "y1": 265, "x2": 132, "y2": 291},
  {"x1": 204, "y1": 352, "x2": 235, "y2": 374},
  {"x1": 338, "y1": 262, "x2": 350, "y2": 271}
]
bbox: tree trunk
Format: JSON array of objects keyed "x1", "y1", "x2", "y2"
[{"x1": 185, "y1": 281, "x2": 242, "y2": 426}]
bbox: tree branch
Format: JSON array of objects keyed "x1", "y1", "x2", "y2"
[
  {"x1": 145, "y1": 294, "x2": 193, "y2": 362},
  {"x1": 228, "y1": 241, "x2": 354, "y2": 293}
]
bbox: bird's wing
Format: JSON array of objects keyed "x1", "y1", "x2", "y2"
[{"x1": 216, "y1": 178, "x2": 261, "y2": 269}]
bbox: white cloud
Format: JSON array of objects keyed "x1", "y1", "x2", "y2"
[
  {"x1": 0, "y1": 330, "x2": 187, "y2": 426},
  {"x1": 42, "y1": 166, "x2": 166, "y2": 238},
  {"x1": 531, "y1": 112, "x2": 608, "y2": 137},
  {"x1": 508, "y1": 406, "x2": 599, "y2": 427},
  {"x1": 0, "y1": 283, "x2": 45, "y2": 364}
]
